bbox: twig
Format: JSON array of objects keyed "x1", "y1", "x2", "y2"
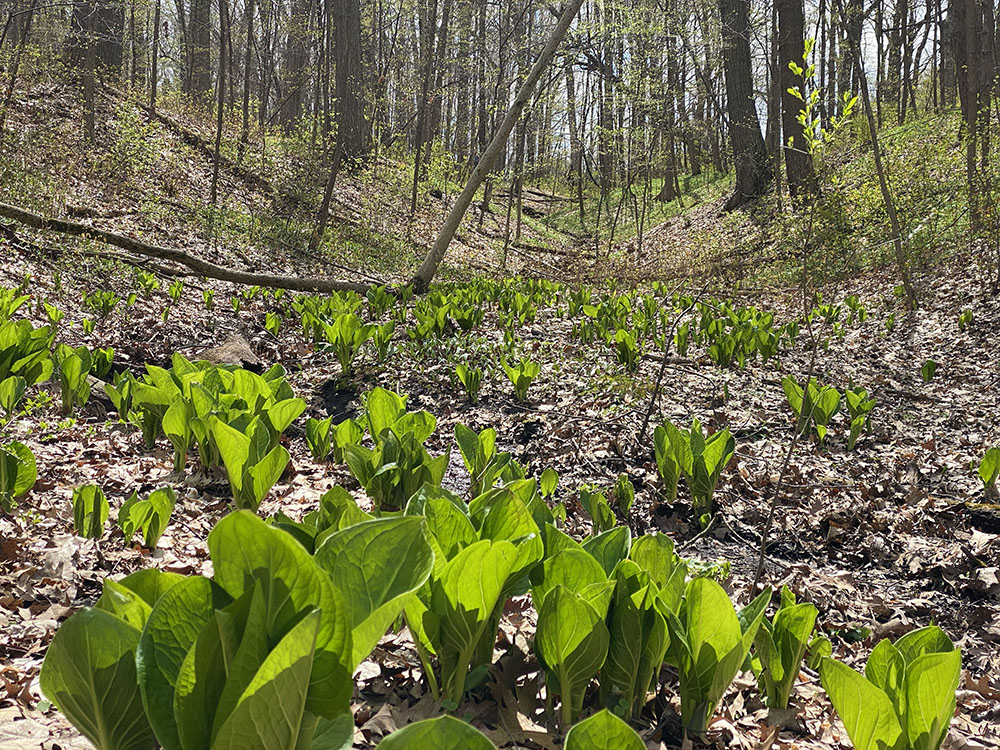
[{"x1": 635, "y1": 278, "x2": 711, "y2": 449}]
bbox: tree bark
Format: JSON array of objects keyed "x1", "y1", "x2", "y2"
[
  {"x1": 718, "y1": 0, "x2": 772, "y2": 210},
  {"x1": 411, "y1": 0, "x2": 586, "y2": 292},
  {"x1": 777, "y1": 0, "x2": 815, "y2": 198},
  {"x1": 0, "y1": 201, "x2": 372, "y2": 293},
  {"x1": 833, "y1": 0, "x2": 917, "y2": 307}
]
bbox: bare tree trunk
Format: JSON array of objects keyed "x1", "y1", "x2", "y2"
[
  {"x1": 210, "y1": 0, "x2": 228, "y2": 207},
  {"x1": 150, "y1": 0, "x2": 159, "y2": 106},
  {"x1": 237, "y1": 0, "x2": 254, "y2": 160},
  {"x1": 719, "y1": 0, "x2": 772, "y2": 210},
  {"x1": 778, "y1": 0, "x2": 815, "y2": 198},
  {"x1": 189, "y1": 0, "x2": 212, "y2": 98},
  {"x1": 834, "y1": 0, "x2": 917, "y2": 307},
  {"x1": 334, "y1": 0, "x2": 367, "y2": 157},
  {"x1": 0, "y1": 0, "x2": 35, "y2": 145},
  {"x1": 411, "y1": 0, "x2": 586, "y2": 292}
]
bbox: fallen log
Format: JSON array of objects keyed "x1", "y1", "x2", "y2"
[{"x1": 0, "y1": 200, "x2": 373, "y2": 294}]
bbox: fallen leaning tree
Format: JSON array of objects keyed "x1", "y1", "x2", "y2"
[{"x1": 0, "y1": 201, "x2": 372, "y2": 294}]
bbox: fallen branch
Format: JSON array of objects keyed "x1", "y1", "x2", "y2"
[{"x1": 0, "y1": 201, "x2": 373, "y2": 294}]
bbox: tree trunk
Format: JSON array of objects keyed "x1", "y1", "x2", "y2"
[
  {"x1": 833, "y1": 0, "x2": 917, "y2": 307},
  {"x1": 777, "y1": 0, "x2": 815, "y2": 198},
  {"x1": 334, "y1": 0, "x2": 368, "y2": 158},
  {"x1": 411, "y1": 0, "x2": 586, "y2": 292},
  {"x1": 718, "y1": 0, "x2": 772, "y2": 210},
  {"x1": 188, "y1": 0, "x2": 212, "y2": 98}
]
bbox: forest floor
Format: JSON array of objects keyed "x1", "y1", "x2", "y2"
[{"x1": 1, "y1": 83, "x2": 999, "y2": 750}]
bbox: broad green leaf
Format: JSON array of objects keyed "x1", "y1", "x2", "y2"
[
  {"x1": 208, "y1": 511, "x2": 352, "y2": 716},
  {"x1": 668, "y1": 579, "x2": 769, "y2": 735},
  {"x1": 820, "y1": 657, "x2": 903, "y2": 750},
  {"x1": 211, "y1": 584, "x2": 270, "y2": 738},
  {"x1": 980, "y1": 447, "x2": 1000, "y2": 490},
  {"x1": 428, "y1": 539, "x2": 518, "y2": 703},
  {"x1": 248, "y1": 444, "x2": 290, "y2": 506},
  {"x1": 421, "y1": 496, "x2": 477, "y2": 568},
  {"x1": 903, "y1": 650, "x2": 961, "y2": 750},
  {"x1": 535, "y1": 585, "x2": 609, "y2": 727},
  {"x1": 210, "y1": 417, "x2": 250, "y2": 494},
  {"x1": 653, "y1": 422, "x2": 682, "y2": 501},
  {"x1": 0, "y1": 375, "x2": 25, "y2": 415},
  {"x1": 40, "y1": 608, "x2": 155, "y2": 750},
  {"x1": 893, "y1": 625, "x2": 955, "y2": 666},
  {"x1": 539, "y1": 467, "x2": 558, "y2": 497},
  {"x1": 72, "y1": 484, "x2": 108, "y2": 539},
  {"x1": 266, "y1": 397, "x2": 306, "y2": 436},
  {"x1": 174, "y1": 603, "x2": 241, "y2": 750},
  {"x1": 756, "y1": 601, "x2": 817, "y2": 708},
  {"x1": 117, "y1": 568, "x2": 185, "y2": 608},
  {"x1": 315, "y1": 517, "x2": 434, "y2": 666},
  {"x1": 212, "y1": 609, "x2": 321, "y2": 750},
  {"x1": 137, "y1": 576, "x2": 230, "y2": 750},
  {"x1": 96, "y1": 579, "x2": 152, "y2": 630},
  {"x1": 629, "y1": 533, "x2": 686, "y2": 611},
  {"x1": 564, "y1": 709, "x2": 644, "y2": 750},
  {"x1": 376, "y1": 715, "x2": 495, "y2": 750},
  {"x1": 119, "y1": 488, "x2": 176, "y2": 548},
  {"x1": 308, "y1": 712, "x2": 355, "y2": 750},
  {"x1": 366, "y1": 387, "x2": 407, "y2": 438},
  {"x1": 1, "y1": 441, "x2": 37, "y2": 500},
  {"x1": 531, "y1": 548, "x2": 607, "y2": 609},
  {"x1": 582, "y1": 525, "x2": 631, "y2": 576},
  {"x1": 865, "y1": 639, "x2": 905, "y2": 707},
  {"x1": 601, "y1": 563, "x2": 669, "y2": 719}
]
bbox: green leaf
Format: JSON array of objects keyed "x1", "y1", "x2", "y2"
[
  {"x1": 248, "y1": 444, "x2": 290, "y2": 507},
  {"x1": 601, "y1": 563, "x2": 669, "y2": 719},
  {"x1": 96, "y1": 579, "x2": 152, "y2": 630},
  {"x1": 0, "y1": 441, "x2": 36, "y2": 504},
  {"x1": 365, "y1": 387, "x2": 407, "y2": 438},
  {"x1": 667, "y1": 579, "x2": 769, "y2": 735},
  {"x1": 72, "y1": 484, "x2": 108, "y2": 539},
  {"x1": 162, "y1": 399, "x2": 193, "y2": 471},
  {"x1": 903, "y1": 650, "x2": 961, "y2": 750},
  {"x1": 581, "y1": 525, "x2": 631, "y2": 577},
  {"x1": 535, "y1": 585, "x2": 609, "y2": 727},
  {"x1": 40, "y1": 608, "x2": 155, "y2": 750},
  {"x1": 315, "y1": 517, "x2": 434, "y2": 667},
  {"x1": 119, "y1": 487, "x2": 176, "y2": 548},
  {"x1": 629, "y1": 533, "x2": 686, "y2": 612},
  {"x1": 865, "y1": 639, "x2": 905, "y2": 707},
  {"x1": 653, "y1": 422, "x2": 682, "y2": 501},
  {"x1": 420, "y1": 496, "x2": 477, "y2": 569},
  {"x1": 308, "y1": 712, "x2": 355, "y2": 750},
  {"x1": 137, "y1": 576, "x2": 230, "y2": 750},
  {"x1": 375, "y1": 715, "x2": 495, "y2": 750},
  {"x1": 756, "y1": 601, "x2": 817, "y2": 708},
  {"x1": 893, "y1": 625, "x2": 955, "y2": 666},
  {"x1": 426, "y1": 539, "x2": 518, "y2": 703},
  {"x1": 979, "y1": 447, "x2": 1000, "y2": 491},
  {"x1": 117, "y1": 568, "x2": 185, "y2": 608},
  {"x1": 819, "y1": 657, "x2": 903, "y2": 750},
  {"x1": 266, "y1": 397, "x2": 306, "y2": 436},
  {"x1": 530, "y1": 548, "x2": 608, "y2": 610},
  {"x1": 208, "y1": 511, "x2": 353, "y2": 717},
  {"x1": 0, "y1": 375, "x2": 25, "y2": 415},
  {"x1": 564, "y1": 709, "x2": 644, "y2": 750},
  {"x1": 212, "y1": 609, "x2": 321, "y2": 750},
  {"x1": 539, "y1": 467, "x2": 558, "y2": 497}
]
